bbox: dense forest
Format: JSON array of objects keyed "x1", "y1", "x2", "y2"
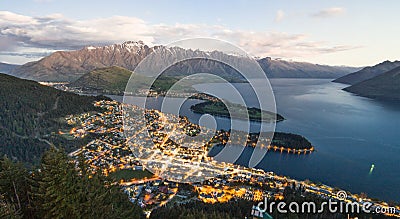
[
  {"x1": 0, "y1": 148, "x2": 144, "y2": 219},
  {"x1": 150, "y1": 199, "x2": 254, "y2": 219},
  {"x1": 0, "y1": 73, "x2": 107, "y2": 164}
]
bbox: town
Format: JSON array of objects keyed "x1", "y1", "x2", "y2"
[{"x1": 67, "y1": 100, "x2": 399, "y2": 218}]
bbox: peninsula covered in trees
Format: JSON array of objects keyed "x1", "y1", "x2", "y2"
[{"x1": 190, "y1": 93, "x2": 284, "y2": 123}]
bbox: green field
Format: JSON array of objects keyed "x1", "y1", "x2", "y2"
[{"x1": 109, "y1": 169, "x2": 154, "y2": 181}]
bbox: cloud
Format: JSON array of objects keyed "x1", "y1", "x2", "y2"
[
  {"x1": 214, "y1": 31, "x2": 358, "y2": 59},
  {"x1": 0, "y1": 51, "x2": 54, "y2": 58},
  {"x1": 0, "y1": 11, "x2": 357, "y2": 63},
  {"x1": 0, "y1": 11, "x2": 154, "y2": 50},
  {"x1": 275, "y1": 10, "x2": 285, "y2": 22},
  {"x1": 312, "y1": 7, "x2": 345, "y2": 18},
  {"x1": 0, "y1": 36, "x2": 19, "y2": 51}
]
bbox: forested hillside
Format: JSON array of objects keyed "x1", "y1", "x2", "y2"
[{"x1": 0, "y1": 73, "x2": 107, "y2": 164}]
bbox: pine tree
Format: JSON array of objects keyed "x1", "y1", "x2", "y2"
[
  {"x1": 31, "y1": 148, "x2": 145, "y2": 219},
  {"x1": 0, "y1": 194, "x2": 22, "y2": 219},
  {"x1": 0, "y1": 156, "x2": 33, "y2": 218},
  {"x1": 31, "y1": 147, "x2": 79, "y2": 219}
]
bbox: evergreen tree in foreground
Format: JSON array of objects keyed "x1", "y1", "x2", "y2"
[
  {"x1": 0, "y1": 156, "x2": 33, "y2": 218},
  {"x1": 0, "y1": 148, "x2": 144, "y2": 219},
  {"x1": 0, "y1": 194, "x2": 22, "y2": 219}
]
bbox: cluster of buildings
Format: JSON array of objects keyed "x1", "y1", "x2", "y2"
[
  {"x1": 193, "y1": 169, "x2": 287, "y2": 204},
  {"x1": 123, "y1": 180, "x2": 180, "y2": 216},
  {"x1": 68, "y1": 100, "x2": 142, "y2": 176},
  {"x1": 122, "y1": 102, "x2": 230, "y2": 182}
]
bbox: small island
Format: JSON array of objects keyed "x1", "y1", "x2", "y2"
[
  {"x1": 210, "y1": 130, "x2": 314, "y2": 155},
  {"x1": 269, "y1": 132, "x2": 314, "y2": 152},
  {"x1": 190, "y1": 99, "x2": 284, "y2": 122}
]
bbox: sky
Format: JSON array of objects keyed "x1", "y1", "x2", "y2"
[{"x1": 1, "y1": 0, "x2": 399, "y2": 66}]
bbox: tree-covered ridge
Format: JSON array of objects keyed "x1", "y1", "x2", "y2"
[
  {"x1": 212, "y1": 131, "x2": 313, "y2": 151},
  {"x1": 68, "y1": 65, "x2": 199, "y2": 95},
  {"x1": 271, "y1": 132, "x2": 313, "y2": 150},
  {"x1": 69, "y1": 66, "x2": 148, "y2": 95},
  {"x1": 191, "y1": 99, "x2": 285, "y2": 122},
  {"x1": 0, "y1": 73, "x2": 108, "y2": 164},
  {"x1": 190, "y1": 93, "x2": 285, "y2": 123},
  {"x1": 0, "y1": 148, "x2": 145, "y2": 219}
]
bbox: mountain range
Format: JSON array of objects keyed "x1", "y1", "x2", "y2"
[
  {"x1": 10, "y1": 41, "x2": 360, "y2": 82},
  {"x1": 333, "y1": 60, "x2": 400, "y2": 85},
  {"x1": 344, "y1": 65, "x2": 400, "y2": 101},
  {"x1": 257, "y1": 57, "x2": 359, "y2": 78},
  {"x1": 0, "y1": 62, "x2": 19, "y2": 74}
]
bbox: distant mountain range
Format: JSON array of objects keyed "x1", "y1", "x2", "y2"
[
  {"x1": 0, "y1": 62, "x2": 19, "y2": 74},
  {"x1": 257, "y1": 57, "x2": 360, "y2": 78},
  {"x1": 344, "y1": 65, "x2": 400, "y2": 101},
  {"x1": 10, "y1": 41, "x2": 359, "y2": 82},
  {"x1": 333, "y1": 60, "x2": 400, "y2": 85}
]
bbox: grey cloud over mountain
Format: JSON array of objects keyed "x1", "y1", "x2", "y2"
[{"x1": 0, "y1": 11, "x2": 357, "y2": 62}]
